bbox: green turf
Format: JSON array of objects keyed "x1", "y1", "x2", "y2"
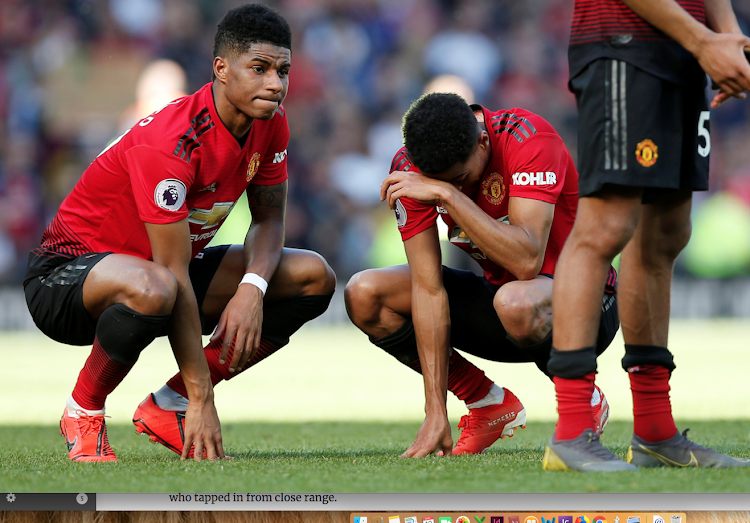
[
  {"x1": 3, "y1": 420, "x2": 750, "y2": 493},
  {"x1": 2, "y1": 321, "x2": 750, "y2": 493}
]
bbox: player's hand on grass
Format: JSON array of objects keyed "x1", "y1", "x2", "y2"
[
  {"x1": 401, "y1": 413, "x2": 453, "y2": 458},
  {"x1": 213, "y1": 283, "x2": 264, "y2": 373},
  {"x1": 182, "y1": 395, "x2": 225, "y2": 461},
  {"x1": 694, "y1": 33, "x2": 750, "y2": 106},
  {"x1": 381, "y1": 171, "x2": 452, "y2": 210}
]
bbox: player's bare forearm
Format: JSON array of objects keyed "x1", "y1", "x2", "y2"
[
  {"x1": 441, "y1": 189, "x2": 553, "y2": 280},
  {"x1": 622, "y1": 0, "x2": 750, "y2": 98},
  {"x1": 146, "y1": 220, "x2": 223, "y2": 460},
  {"x1": 404, "y1": 231, "x2": 450, "y2": 416},
  {"x1": 383, "y1": 172, "x2": 551, "y2": 280},
  {"x1": 145, "y1": 220, "x2": 212, "y2": 400},
  {"x1": 704, "y1": 0, "x2": 741, "y2": 34},
  {"x1": 210, "y1": 181, "x2": 287, "y2": 372},
  {"x1": 244, "y1": 181, "x2": 287, "y2": 280},
  {"x1": 620, "y1": 0, "x2": 711, "y2": 53},
  {"x1": 412, "y1": 284, "x2": 450, "y2": 414},
  {"x1": 167, "y1": 271, "x2": 213, "y2": 398}
]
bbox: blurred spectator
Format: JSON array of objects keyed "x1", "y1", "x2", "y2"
[{"x1": 119, "y1": 59, "x2": 188, "y2": 131}]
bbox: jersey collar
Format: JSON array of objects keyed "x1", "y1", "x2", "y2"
[{"x1": 203, "y1": 82, "x2": 252, "y2": 153}]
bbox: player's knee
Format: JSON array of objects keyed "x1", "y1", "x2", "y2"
[
  {"x1": 292, "y1": 251, "x2": 336, "y2": 296},
  {"x1": 308, "y1": 251, "x2": 337, "y2": 295},
  {"x1": 572, "y1": 213, "x2": 637, "y2": 260},
  {"x1": 493, "y1": 284, "x2": 549, "y2": 343},
  {"x1": 659, "y1": 219, "x2": 692, "y2": 261},
  {"x1": 344, "y1": 270, "x2": 382, "y2": 327},
  {"x1": 125, "y1": 265, "x2": 177, "y2": 315}
]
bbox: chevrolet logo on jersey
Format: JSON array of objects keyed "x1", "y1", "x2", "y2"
[
  {"x1": 450, "y1": 216, "x2": 510, "y2": 260},
  {"x1": 188, "y1": 202, "x2": 235, "y2": 229}
]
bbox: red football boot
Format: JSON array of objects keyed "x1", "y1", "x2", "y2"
[
  {"x1": 60, "y1": 410, "x2": 117, "y2": 462},
  {"x1": 452, "y1": 388, "x2": 527, "y2": 455},
  {"x1": 133, "y1": 393, "x2": 195, "y2": 457},
  {"x1": 592, "y1": 384, "x2": 610, "y2": 436}
]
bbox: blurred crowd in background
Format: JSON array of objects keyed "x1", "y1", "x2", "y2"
[{"x1": 2, "y1": 0, "x2": 750, "y2": 286}]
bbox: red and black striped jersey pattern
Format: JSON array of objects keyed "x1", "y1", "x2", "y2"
[
  {"x1": 568, "y1": 0, "x2": 706, "y2": 88},
  {"x1": 571, "y1": 0, "x2": 705, "y2": 45},
  {"x1": 605, "y1": 265, "x2": 617, "y2": 294},
  {"x1": 34, "y1": 214, "x2": 90, "y2": 258}
]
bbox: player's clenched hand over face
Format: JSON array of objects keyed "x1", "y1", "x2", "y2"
[
  {"x1": 212, "y1": 283, "x2": 265, "y2": 373},
  {"x1": 381, "y1": 171, "x2": 454, "y2": 210},
  {"x1": 182, "y1": 394, "x2": 225, "y2": 461},
  {"x1": 401, "y1": 412, "x2": 454, "y2": 458}
]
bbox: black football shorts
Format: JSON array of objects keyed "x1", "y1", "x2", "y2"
[
  {"x1": 427, "y1": 267, "x2": 618, "y2": 376},
  {"x1": 23, "y1": 244, "x2": 231, "y2": 345},
  {"x1": 571, "y1": 58, "x2": 710, "y2": 200}
]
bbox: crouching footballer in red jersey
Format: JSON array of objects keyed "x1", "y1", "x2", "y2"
[
  {"x1": 345, "y1": 93, "x2": 617, "y2": 457},
  {"x1": 23, "y1": 4, "x2": 335, "y2": 462}
]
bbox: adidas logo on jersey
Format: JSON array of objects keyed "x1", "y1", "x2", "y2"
[{"x1": 512, "y1": 171, "x2": 557, "y2": 186}]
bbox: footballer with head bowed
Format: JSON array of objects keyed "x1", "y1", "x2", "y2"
[
  {"x1": 23, "y1": 4, "x2": 335, "y2": 462},
  {"x1": 345, "y1": 93, "x2": 618, "y2": 457}
]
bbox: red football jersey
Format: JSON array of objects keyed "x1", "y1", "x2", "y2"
[
  {"x1": 392, "y1": 105, "x2": 578, "y2": 288},
  {"x1": 38, "y1": 83, "x2": 289, "y2": 261}
]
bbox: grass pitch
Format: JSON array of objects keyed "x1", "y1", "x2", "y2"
[
  {"x1": 3, "y1": 421, "x2": 750, "y2": 493},
  {"x1": 2, "y1": 320, "x2": 750, "y2": 493}
]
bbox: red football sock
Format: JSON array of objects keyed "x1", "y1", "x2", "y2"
[
  {"x1": 629, "y1": 364, "x2": 677, "y2": 442},
  {"x1": 553, "y1": 372, "x2": 596, "y2": 440},
  {"x1": 167, "y1": 337, "x2": 281, "y2": 398},
  {"x1": 408, "y1": 350, "x2": 494, "y2": 405},
  {"x1": 72, "y1": 338, "x2": 134, "y2": 411}
]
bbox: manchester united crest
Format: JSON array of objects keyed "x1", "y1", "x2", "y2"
[
  {"x1": 481, "y1": 172, "x2": 506, "y2": 205},
  {"x1": 246, "y1": 152, "x2": 261, "y2": 182},
  {"x1": 635, "y1": 139, "x2": 658, "y2": 167}
]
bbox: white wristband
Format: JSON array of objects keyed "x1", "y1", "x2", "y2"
[{"x1": 238, "y1": 273, "x2": 268, "y2": 295}]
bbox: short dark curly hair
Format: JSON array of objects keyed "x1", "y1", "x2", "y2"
[
  {"x1": 213, "y1": 4, "x2": 292, "y2": 59},
  {"x1": 402, "y1": 93, "x2": 479, "y2": 175}
]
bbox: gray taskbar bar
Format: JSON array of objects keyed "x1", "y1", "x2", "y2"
[{"x1": 2, "y1": 493, "x2": 750, "y2": 511}]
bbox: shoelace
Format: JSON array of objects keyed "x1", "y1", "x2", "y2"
[
  {"x1": 74, "y1": 411, "x2": 105, "y2": 436},
  {"x1": 675, "y1": 428, "x2": 711, "y2": 452},
  {"x1": 581, "y1": 432, "x2": 619, "y2": 461},
  {"x1": 457, "y1": 413, "x2": 490, "y2": 432}
]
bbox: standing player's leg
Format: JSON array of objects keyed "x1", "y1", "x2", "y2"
[
  {"x1": 499, "y1": 277, "x2": 616, "y2": 438},
  {"x1": 28, "y1": 253, "x2": 177, "y2": 461},
  {"x1": 618, "y1": 191, "x2": 690, "y2": 442},
  {"x1": 133, "y1": 245, "x2": 335, "y2": 455},
  {"x1": 620, "y1": 194, "x2": 750, "y2": 467},
  {"x1": 543, "y1": 191, "x2": 642, "y2": 471}
]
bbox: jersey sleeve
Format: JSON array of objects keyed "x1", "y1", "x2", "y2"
[
  {"x1": 507, "y1": 132, "x2": 569, "y2": 204},
  {"x1": 387, "y1": 148, "x2": 439, "y2": 241},
  {"x1": 125, "y1": 145, "x2": 196, "y2": 224},
  {"x1": 251, "y1": 109, "x2": 290, "y2": 186},
  {"x1": 396, "y1": 197, "x2": 439, "y2": 241}
]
